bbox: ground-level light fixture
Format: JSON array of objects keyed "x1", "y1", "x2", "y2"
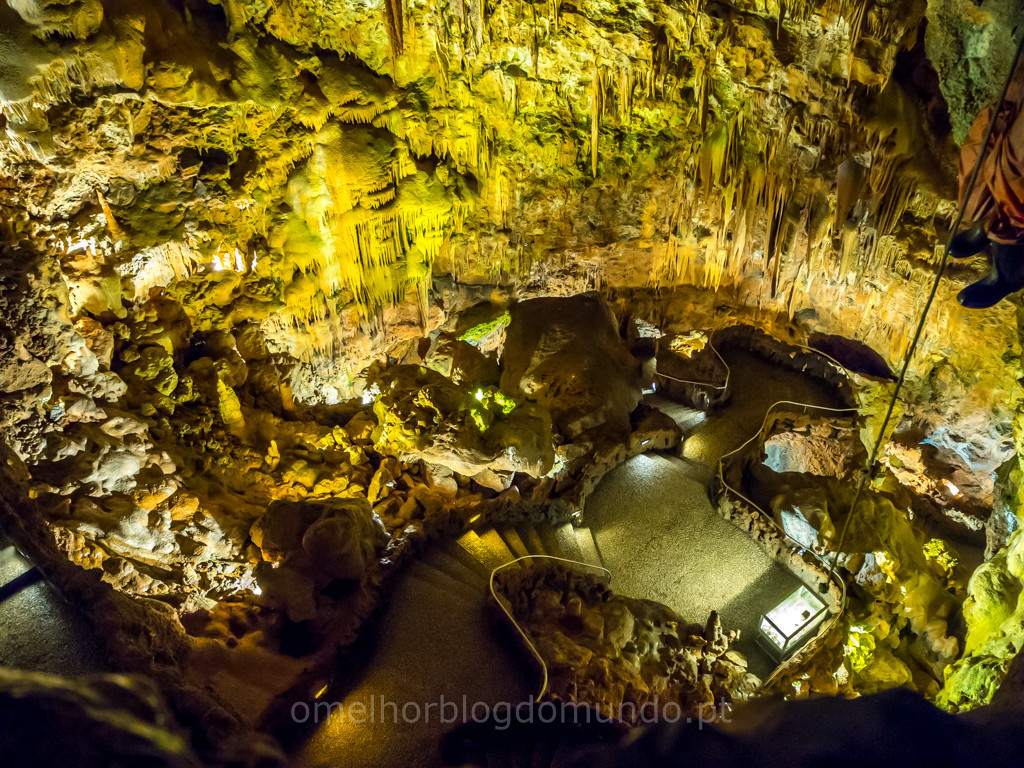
[{"x1": 757, "y1": 585, "x2": 828, "y2": 661}]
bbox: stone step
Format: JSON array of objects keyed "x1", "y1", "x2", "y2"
[
  {"x1": 439, "y1": 538, "x2": 494, "y2": 582},
  {"x1": 645, "y1": 394, "x2": 707, "y2": 432},
  {"x1": 422, "y1": 546, "x2": 487, "y2": 592},
  {"x1": 0, "y1": 566, "x2": 44, "y2": 605},
  {"x1": 0, "y1": 544, "x2": 30, "y2": 588},
  {"x1": 536, "y1": 524, "x2": 568, "y2": 560},
  {"x1": 656, "y1": 451, "x2": 716, "y2": 486},
  {"x1": 406, "y1": 560, "x2": 481, "y2": 606},
  {"x1": 516, "y1": 524, "x2": 547, "y2": 558},
  {"x1": 495, "y1": 525, "x2": 530, "y2": 560},
  {"x1": 573, "y1": 527, "x2": 603, "y2": 568},
  {"x1": 553, "y1": 524, "x2": 585, "y2": 564},
  {"x1": 457, "y1": 529, "x2": 517, "y2": 573}
]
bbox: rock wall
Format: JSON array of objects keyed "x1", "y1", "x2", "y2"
[{"x1": 492, "y1": 561, "x2": 759, "y2": 723}]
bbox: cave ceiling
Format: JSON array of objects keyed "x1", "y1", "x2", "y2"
[{"x1": 0, "y1": 0, "x2": 1019, "y2": 390}]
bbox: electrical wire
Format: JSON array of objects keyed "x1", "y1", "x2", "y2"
[
  {"x1": 829, "y1": 34, "x2": 1024, "y2": 574},
  {"x1": 496, "y1": 94, "x2": 1024, "y2": 696}
]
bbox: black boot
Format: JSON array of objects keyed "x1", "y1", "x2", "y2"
[
  {"x1": 949, "y1": 221, "x2": 989, "y2": 259},
  {"x1": 957, "y1": 242, "x2": 1024, "y2": 308}
]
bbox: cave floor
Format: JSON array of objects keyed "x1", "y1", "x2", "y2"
[
  {"x1": 294, "y1": 345, "x2": 847, "y2": 767},
  {"x1": 294, "y1": 551, "x2": 532, "y2": 768},
  {"x1": 583, "y1": 451, "x2": 796, "y2": 680},
  {"x1": 585, "y1": 346, "x2": 849, "y2": 681},
  {"x1": 0, "y1": 531, "x2": 105, "y2": 676}
]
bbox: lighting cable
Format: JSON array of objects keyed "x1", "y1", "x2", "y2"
[{"x1": 829, "y1": 34, "x2": 1024, "y2": 575}]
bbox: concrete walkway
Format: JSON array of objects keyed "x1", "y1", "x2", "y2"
[
  {"x1": 582, "y1": 452, "x2": 797, "y2": 679},
  {"x1": 295, "y1": 345, "x2": 850, "y2": 764},
  {"x1": 296, "y1": 557, "x2": 530, "y2": 768},
  {"x1": 0, "y1": 533, "x2": 105, "y2": 676},
  {"x1": 584, "y1": 346, "x2": 846, "y2": 679}
]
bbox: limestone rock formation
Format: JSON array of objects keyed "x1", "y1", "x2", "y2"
[
  {"x1": 370, "y1": 363, "x2": 556, "y2": 479},
  {"x1": 0, "y1": 667, "x2": 286, "y2": 767},
  {"x1": 762, "y1": 412, "x2": 865, "y2": 479},
  {"x1": 493, "y1": 561, "x2": 758, "y2": 723},
  {"x1": 251, "y1": 498, "x2": 388, "y2": 622},
  {"x1": 939, "y1": 525, "x2": 1024, "y2": 712},
  {"x1": 1, "y1": 0, "x2": 1024, "y2": 759},
  {"x1": 570, "y1": 687, "x2": 1024, "y2": 768},
  {"x1": 0, "y1": 669, "x2": 204, "y2": 768},
  {"x1": 501, "y1": 293, "x2": 643, "y2": 438},
  {"x1": 758, "y1": 470, "x2": 962, "y2": 682}
]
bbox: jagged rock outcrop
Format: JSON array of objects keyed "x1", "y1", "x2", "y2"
[
  {"x1": 501, "y1": 293, "x2": 642, "y2": 438},
  {"x1": 369, "y1": 362, "x2": 556, "y2": 480},
  {"x1": 939, "y1": 525, "x2": 1024, "y2": 712},
  {"x1": 762, "y1": 412, "x2": 865, "y2": 479},
  {"x1": 569, "y1": 687, "x2": 1024, "y2": 768},
  {"x1": 754, "y1": 468, "x2": 962, "y2": 688},
  {"x1": 0, "y1": 667, "x2": 287, "y2": 767},
  {"x1": 493, "y1": 561, "x2": 758, "y2": 723},
  {"x1": 251, "y1": 498, "x2": 388, "y2": 622},
  {"x1": 0, "y1": 669, "x2": 205, "y2": 768}
]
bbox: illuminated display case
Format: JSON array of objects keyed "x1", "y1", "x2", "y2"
[{"x1": 757, "y1": 585, "x2": 828, "y2": 661}]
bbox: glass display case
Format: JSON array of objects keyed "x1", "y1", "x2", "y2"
[{"x1": 757, "y1": 585, "x2": 828, "y2": 661}]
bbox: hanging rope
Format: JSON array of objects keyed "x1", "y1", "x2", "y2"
[{"x1": 828, "y1": 34, "x2": 1024, "y2": 575}]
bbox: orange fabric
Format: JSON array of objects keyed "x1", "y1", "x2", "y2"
[{"x1": 959, "y1": 59, "x2": 1024, "y2": 244}]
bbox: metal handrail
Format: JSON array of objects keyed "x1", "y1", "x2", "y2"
[
  {"x1": 654, "y1": 334, "x2": 869, "y2": 395},
  {"x1": 653, "y1": 332, "x2": 861, "y2": 689},
  {"x1": 489, "y1": 555, "x2": 612, "y2": 701},
  {"x1": 715, "y1": 397, "x2": 858, "y2": 690},
  {"x1": 490, "y1": 339, "x2": 866, "y2": 699},
  {"x1": 655, "y1": 339, "x2": 731, "y2": 390},
  {"x1": 716, "y1": 403, "x2": 860, "y2": 692}
]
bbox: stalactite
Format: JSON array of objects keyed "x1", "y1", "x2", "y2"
[
  {"x1": 843, "y1": 1, "x2": 868, "y2": 84},
  {"x1": 835, "y1": 157, "x2": 866, "y2": 229},
  {"x1": 96, "y1": 190, "x2": 125, "y2": 242},
  {"x1": 652, "y1": 27, "x2": 673, "y2": 100},
  {"x1": 384, "y1": 0, "x2": 406, "y2": 61},
  {"x1": 591, "y1": 64, "x2": 606, "y2": 178},
  {"x1": 765, "y1": 172, "x2": 791, "y2": 298},
  {"x1": 695, "y1": 59, "x2": 711, "y2": 133},
  {"x1": 837, "y1": 223, "x2": 862, "y2": 280},
  {"x1": 873, "y1": 169, "x2": 915, "y2": 239}
]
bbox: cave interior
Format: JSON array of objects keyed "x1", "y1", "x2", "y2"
[{"x1": 2, "y1": 0, "x2": 1024, "y2": 765}]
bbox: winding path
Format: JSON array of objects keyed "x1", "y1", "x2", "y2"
[{"x1": 295, "y1": 344, "x2": 848, "y2": 767}]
